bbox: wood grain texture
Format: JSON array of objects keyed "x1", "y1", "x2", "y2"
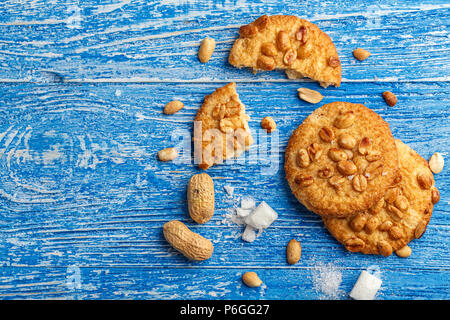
[
  {"x1": 0, "y1": 0, "x2": 449, "y2": 82},
  {"x1": 0, "y1": 0, "x2": 449, "y2": 300},
  {"x1": 0, "y1": 266, "x2": 448, "y2": 300}
]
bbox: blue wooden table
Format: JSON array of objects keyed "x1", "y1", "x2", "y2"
[{"x1": 0, "y1": 0, "x2": 448, "y2": 300}]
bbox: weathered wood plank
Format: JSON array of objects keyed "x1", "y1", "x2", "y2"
[
  {"x1": 0, "y1": 82, "x2": 447, "y2": 276},
  {"x1": 0, "y1": 1, "x2": 449, "y2": 81},
  {"x1": 0, "y1": 266, "x2": 448, "y2": 300},
  {"x1": 0, "y1": 0, "x2": 448, "y2": 300}
]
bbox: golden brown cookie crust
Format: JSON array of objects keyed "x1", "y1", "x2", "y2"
[
  {"x1": 323, "y1": 140, "x2": 438, "y2": 256},
  {"x1": 228, "y1": 15, "x2": 341, "y2": 87},
  {"x1": 193, "y1": 82, "x2": 253, "y2": 170},
  {"x1": 285, "y1": 102, "x2": 398, "y2": 217}
]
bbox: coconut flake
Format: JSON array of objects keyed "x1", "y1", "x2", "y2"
[
  {"x1": 242, "y1": 225, "x2": 257, "y2": 243},
  {"x1": 244, "y1": 201, "x2": 278, "y2": 229},
  {"x1": 229, "y1": 213, "x2": 245, "y2": 225},
  {"x1": 236, "y1": 207, "x2": 252, "y2": 218},
  {"x1": 240, "y1": 196, "x2": 256, "y2": 210}
]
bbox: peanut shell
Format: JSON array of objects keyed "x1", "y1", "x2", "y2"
[
  {"x1": 163, "y1": 220, "x2": 214, "y2": 261},
  {"x1": 188, "y1": 173, "x2": 215, "y2": 224}
]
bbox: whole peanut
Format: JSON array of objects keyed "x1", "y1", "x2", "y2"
[{"x1": 163, "y1": 220, "x2": 214, "y2": 261}]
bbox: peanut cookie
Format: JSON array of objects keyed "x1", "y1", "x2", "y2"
[
  {"x1": 228, "y1": 15, "x2": 341, "y2": 87},
  {"x1": 285, "y1": 102, "x2": 398, "y2": 217},
  {"x1": 323, "y1": 140, "x2": 439, "y2": 256},
  {"x1": 193, "y1": 82, "x2": 253, "y2": 170}
]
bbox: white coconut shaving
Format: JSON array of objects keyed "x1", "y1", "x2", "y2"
[
  {"x1": 222, "y1": 192, "x2": 277, "y2": 243},
  {"x1": 236, "y1": 207, "x2": 252, "y2": 218},
  {"x1": 244, "y1": 201, "x2": 278, "y2": 230},
  {"x1": 242, "y1": 225, "x2": 257, "y2": 243},
  {"x1": 350, "y1": 270, "x2": 382, "y2": 300}
]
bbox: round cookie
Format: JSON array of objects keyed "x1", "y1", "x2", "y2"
[
  {"x1": 285, "y1": 101, "x2": 399, "y2": 217},
  {"x1": 323, "y1": 139, "x2": 440, "y2": 256}
]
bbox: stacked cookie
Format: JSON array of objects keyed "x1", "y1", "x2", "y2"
[
  {"x1": 211, "y1": 14, "x2": 439, "y2": 257},
  {"x1": 285, "y1": 102, "x2": 440, "y2": 256},
  {"x1": 228, "y1": 14, "x2": 341, "y2": 88}
]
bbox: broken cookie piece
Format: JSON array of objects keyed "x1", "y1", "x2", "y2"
[
  {"x1": 228, "y1": 15, "x2": 341, "y2": 88},
  {"x1": 193, "y1": 82, "x2": 253, "y2": 170}
]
